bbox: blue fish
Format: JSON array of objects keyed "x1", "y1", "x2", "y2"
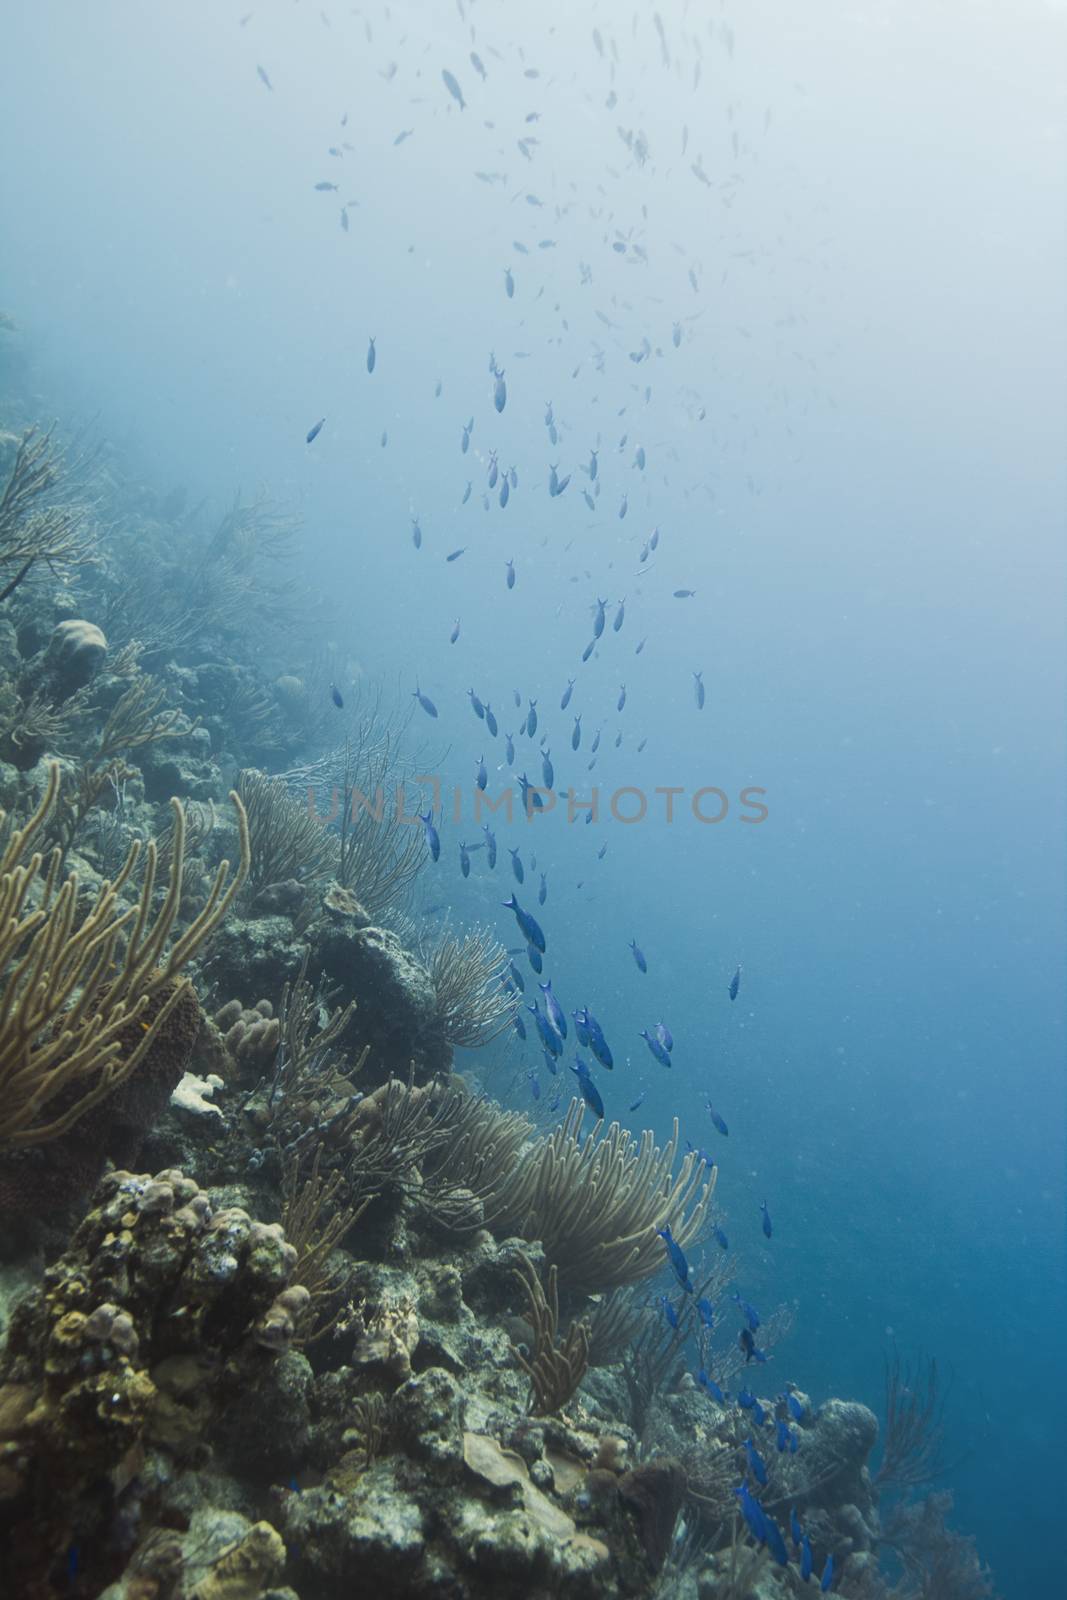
[
  {"x1": 630, "y1": 939, "x2": 647, "y2": 973},
  {"x1": 657, "y1": 1224, "x2": 694, "y2": 1293},
  {"x1": 459, "y1": 842, "x2": 471, "y2": 879},
  {"x1": 538, "y1": 872, "x2": 547, "y2": 906},
  {"x1": 586, "y1": 1013, "x2": 614, "y2": 1070},
  {"x1": 513, "y1": 1013, "x2": 527, "y2": 1041},
  {"x1": 306, "y1": 417, "x2": 325, "y2": 444},
  {"x1": 800, "y1": 1535, "x2": 813, "y2": 1581},
  {"x1": 541, "y1": 748, "x2": 554, "y2": 788},
  {"x1": 785, "y1": 1391, "x2": 806, "y2": 1423},
  {"x1": 697, "y1": 1368, "x2": 726, "y2": 1403},
  {"x1": 713, "y1": 1225, "x2": 729, "y2": 1252},
  {"x1": 502, "y1": 894, "x2": 546, "y2": 953},
  {"x1": 528, "y1": 1003, "x2": 562, "y2": 1059},
  {"x1": 572, "y1": 1008, "x2": 591, "y2": 1048},
  {"x1": 571, "y1": 1057, "x2": 604, "y2": 1119},
  {"x1": 752, "y1": 1398, "x2": 767, "y2": 1427},
  {"x1": 639, "y1": 1028, "x2": 672, "y2": 1069},
  {"x1": 737, "y1": 1388, "x2": 757, "y2": 1411},
  {"x1": 508, "y1": 961, "x2": 525, "y2": 992},
  {"x1": 483, "y1": 827, "x2": 497, "y2": 869},
  {"x1": 539, "y1": 981, "x2": 568, "y2": 1040},
  {"x1": 743, "y1": 1438, "x2": 768, "y2": 1487},
  {"x1": 413, "y1": 683, "x2": 438, "y2": 718},
  {"x1": 542, "y1": 1048, "x2": 558, "y2": 1078},
  {"x1": 366, "y1": 336, "x2": 376, "y2": 372},
  {"x1": 494, "y1": 368, "x2": 507, "y2": 412},
  {"x1": 571, "y1": 715, "x2": 582, "y2": 750},
  {"x1": 510, "y1": 847, "x2": 524, "y2": 884},
  {"x1": 593, "y1": 596, "x2": 607, "y2": 637},
  {"x1": 696, "y1": 1297, "x2": 715, "y2": 1330},
  {"x1": 485, "y1": 704, "x2": 499, "y2": 737},
  {"x1": 659, "y1": 1294, "x2": 679, "y2": 1330},
  {"x1": 527, "y1": 946, "x2": 543, "y2": 974},
  {"x1": 613, "y1": 598, "x2": 625, "y2": 631},
  {"x1": 450, "y1": 618, "x2": 461, "y2": 643},
  {"x1": 733, "y1": 1294, "x2": 761, "y2": 1331},
  {"x1": 735, "y1": 1483, "x2": 766, "y2": 1545},
  {"x1": 505, "y1": 732, "x2": 515, "y2": 764},
  {"x1": 707, "y1": 1102, "x2": 729, "y2": 1137},
  {"x1": 729, "y1": 964, "x2": 742, "y2": 1001},
  {"x1": 654, "y1": 1021, "x2": 673, "y2": 1053},
  {"x1": 694, "y1": 670, "x2": 705, "y2": 710},
  {"x1": 761, "y1": 1200, "x2": 773, "y2": 1239},
  {"x1": 526, "y1": 699, "x2": 538, "y2": 737},
  {"x1": 560, "y1": 678, "x2": 575, "y2": 710},
  {"x1": 476, "y1": 755, "x2": 487, "y2": 791},
  {"x1": 764, "y1": 1517, "x2": 789, "y2": 1567},
  {"x1": 330, "y1": 682, "x2": 344, "y2": 708},
  {"x1": 628, "y1": 1088, "x2": 647, "y2": 1113},
  {"x1": 469, "y1": 687, "x2": 485, "y2": 719},
  {"x1": 821, "y1": 1554, "x2": 834, "y2": 1592},
  {"x1": 419, "y1": 812, "x2": 440, "y2": 862},
  {"x1": 617, "y1": 684, "x2": 626, "y2": 712}
]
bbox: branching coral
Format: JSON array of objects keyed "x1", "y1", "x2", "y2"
[
  {"x1": 281, "y1": 1148, "x2": 370, "y2": 1343},
  {"x1": 490, "y1": 1099, "x2": 715, "y2": 1293},
  {"x1": 237, "y1": 767, "x2": 337, "y2": 896},
  {"x1": 425, "y1": 926, "x2": 518, "y2": 1048},
  {"x1": 0, "y1": 762, "x2": 249, "y2": 1149},
  {"x1": 511, "y1": 1252, "x2": 591, "y2": 1416},
  {"x1": 0, "y1": 425, "x2": 96, "y2": 602},
  {"x1": 874, "y1": 1350, "x2": 950, "y2": 1493}
]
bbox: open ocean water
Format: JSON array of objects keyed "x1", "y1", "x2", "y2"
[{"x1": 1, "y1": 2, "x2": 1064, "y2": 1596}]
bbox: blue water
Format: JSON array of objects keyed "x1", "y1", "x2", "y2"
[{"x1": 2, "y1": 2, "x2": 1064, "y2": 1592}]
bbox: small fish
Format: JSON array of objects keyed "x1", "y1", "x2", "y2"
[
  {"x1": 696, "y1": 1297, "x2": 715, "y2": 1330},
  {"x1": 672, "y1": 321, "x2": 682, "y2": 348},
  {"x1": 634, "y1": 445, "x2": 646, "y2": 471},
  {"x1": 529, "y1": 1002, "x2": 562, "y2": 1058},
  {"x1": 694, "y1": 670, "x2": 705, "y2": 710},
  {"x1": 630, "y1": 939, "x2": 647, "y2": 973},
  {"x1": 697, "y1": 1368, "x2": 726, "y2": 1403},
  {"x1": 800, "y1": 1535, "x2": 814, "y2": 1581},
  {"x1": 560, "y1": 677, "x2": 575, "y2": 711},
  {"x1": 581, "y1": 640, "x2": 595, "y2": 664},
  {"x1": 628, "y1": 1088, "x2": 647, "y2": 1113},
  {"x1": 593, "y1": 596, "x2": 607, "y2": 638},
  {"x1": 415, "y1": 811, "x2": 440, "y2": 863},
  {"x1": 504, "y1": 267, "x2": 514, "y2": 298},
  {"x1": 571, "y1": 1056, "x2": 604, "y2": 1119},
  {"x1": 446, "y1": 547, "x2": 466, "y2": 562},
  {"x1": 507, "y1": 959, "x2": 524, "y2": 992},
  {"x1": 459, "y1": 841, "x2": 471, "y2": 879},
  {"x1": 764, "y1": 1516, "x2": 789, "y2": 1567},
  {"x1": 744, "y1": 1438, "x2": 768, "y2": 1487},
  {"x1": 502, "y1": 894, "x2": 545, "y2": 953},
  {"x1": 470, "y1": 51, "x2": 487, "y2": 80},
  {"x1": 329, "y1": 682, "x2": 344, "y2": 708},
  {"x1": 586, "y1": 1013, "x2": 614, "y2": 1069},
  {"x1": 657, "y1": 1223, "x2": 694, "y2": 1293},
  {"x1": 461, "y1": 481, "x2": 472, "y2": 504},
  {"x1": 306, "y1": 417, "x2": 325, "y2": 444},
  {"x1": 411, "y1": 516, "x2": 422, "y2": 549},
  {"x1": 412, "y1": 682, "x2": 438, "y2": 718},
  {"x1": 735, "y1": 1482, "x2": 766, "y2": 1546},
  {"x1": 733, "y1": 1293, "x2": 761, "y2": 1331},
  {"x1": 499, "y1": 476, "x2": 510, "y2": 508},
  {"x1": 639, "y1": 1029, "x2": 672, "y2": 1069},
  {"x1": 617, "y1": 684, "x2": 626, "y2": 712},
  {"x1": 510, "y1": 847, "x2": 525, "y2": 884},
  {"x1": 367, "y1": 336, "x2": 376, "y2": 373},
  {"x1": 256, "y1": 64, "x2": 273, "y2": 90},
  {"x1": 469, "y1": 688, "x2": 485, "y2": 720},
  {"x1": 450, "y1": 619, "x2": 461, "y2": 644},
  {"x1": 571, "y1": 715, "x2": 582, "y2": 751},
  {"x1": 527, "y1": 1069, "x2": 541, "y2": 1101},
  {"x1": 729, "y1": 964, "x2": 742, "y2": 1001},
  {"x1": 761, "y1": 1200, "x2": 773, "y2": 1239},
  {"x1": 541, "y1": 748, "x2": 554, "y2": 788},
  {"x1": 821, "y1": 1555, "x2": 835, "y2": 1592},
  {"x1": 655, "y1": 1021, "x2": 673, "y2": 1053},
  {"x1": 673, "y1": 588, "x2": 696, "y2": 599},
  {"x1": 613, "y1": 598, "x2": 625, "y2": 631},
  {"x1": 619, "y1": 493, "x2": 628, "y2": 519},
  {"x1": 526, "y1": 699, "x2": 538, "y2": 737},
  {"x1": 494, "y1": 369, "x2": 507, "y2": 413},
  {"x1": 505, "y1": 732, "x2": 515, "y2": 764},
  {"x1": 513, "y1": 1013, "x2": 527, "y2": 1041},
  {"x1": 442, "y1": 68, "x2": 466, "y2": 109},
  {"x1": 461, "y1": 422, "x2": 472, "y2": 453},
  {"x1": 539, "y1": 980, "x2": 567, "y2": 1039},
  {"x1": 476, "y1": 755, "x2": 487, "y2": 791},
  {"x1": 659, "y1": 1295, "x2": 680, "y2": 1330},
  {"x1": 314, "y1": 181, "x2": 340, "y2": 192},
  {"x1": 737, "y1": 1388, "x2": 757, "y2": 1411},
  {"x1": 527, "y1": 945, "x2": 543, "y2": 974},
  {"x1": 340, "y1": 207, "x2": 349, "y2": 231},
  {"x1": 485, "y1": 704, "x2": 499, "y2": 737},
  {"x1": 785, "y1": 1391, "x2": 806, "y2": 1423},
  {"x1": 538, "y1": 872, "x2": 547, "y2": 906},
  {"x1": 393, "y1": 129, "x2": 413, "y2": 145},
  {"x1": 707, "y1": 1103, "x2": 729, "y2": 1137}
]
